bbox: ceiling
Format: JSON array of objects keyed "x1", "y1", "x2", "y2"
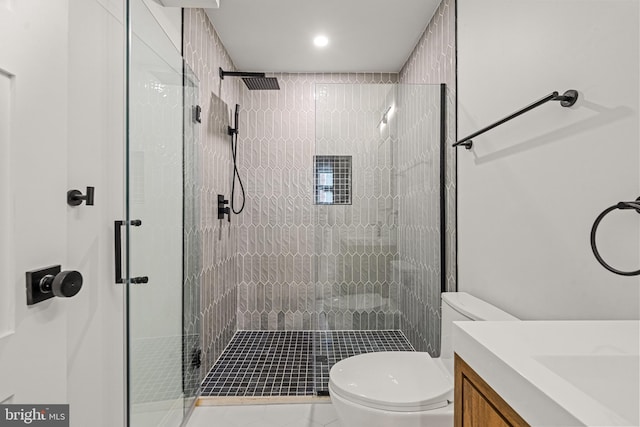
[{"x1": 205, "y1": 0, "x2": 442, "y2": 73}]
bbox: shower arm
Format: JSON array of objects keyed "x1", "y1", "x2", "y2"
[{"x1": 218, "y1": 67, "x2": 280, "y2": 90}]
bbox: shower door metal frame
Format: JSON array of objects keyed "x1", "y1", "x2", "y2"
[{"x1": 439, "y1": 83, "x2": 447, "y2": 294}]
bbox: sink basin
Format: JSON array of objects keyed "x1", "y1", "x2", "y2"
[
  {"x1": 453, "y1": 321, "x2": 640, "y2": 426},
  {"x1": 534, "y1": 354, "x2": 639, "y2": 426}
]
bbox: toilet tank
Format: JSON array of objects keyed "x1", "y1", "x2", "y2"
[{"x1": 439, "y1": 292, "x2": 518, "y2": 363}]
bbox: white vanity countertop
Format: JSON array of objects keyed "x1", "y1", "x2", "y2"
[{"x1": 453, "y1": 320, "x2": 640, "y2": 427}]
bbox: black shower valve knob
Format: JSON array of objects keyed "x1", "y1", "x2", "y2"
[
  {"x1": 39, "y1": 270, "x2": 83, "y2": 298},
  {"x1": 26, "y1": 265, "x2": 83, "y2": 305},
  {"x1": 67, "y1": 186, "x2": 95, "y2": 206},
  {"x1": 218, "y1": 194, "x2": 231, "y2": 222}
]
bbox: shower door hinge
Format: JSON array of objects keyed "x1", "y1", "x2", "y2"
[{"x1": 191, "y1": 348, "x2": 202, "y2": 369}]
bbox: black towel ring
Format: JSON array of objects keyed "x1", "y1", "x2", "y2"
[{"x1": 590, "y1": 197, "x2": 640, "y2": 276}]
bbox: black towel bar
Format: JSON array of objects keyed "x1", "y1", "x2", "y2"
[{"x1": 453, "y1": 90, "x2": 579, "y2": 149}]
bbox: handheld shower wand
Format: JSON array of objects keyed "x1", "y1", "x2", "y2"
[{"x1": 228, "y1": 104, "x2": 245, "y2": 214}]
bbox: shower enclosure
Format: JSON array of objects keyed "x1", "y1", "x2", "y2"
[
  {"x1": 198, "y1": 79, "x2": 451, "y2": 399},
  {"x1": 124, "y1": 1, "x2": 452, "y2": 415}
]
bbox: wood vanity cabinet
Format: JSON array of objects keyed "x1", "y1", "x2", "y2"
[{"x1": 454, "y1": 354, "x2": 530, "y2": 427}]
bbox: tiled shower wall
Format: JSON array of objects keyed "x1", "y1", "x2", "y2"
[
  {"x1": 183, "y1": 9, "x2": 240, "y2": 374},
  {"x1": 398, "y1": 0, "x2": 457, "y2": 354},
  {"x1": 235, "y1": 73, "x2": 399, "y2": 331}
]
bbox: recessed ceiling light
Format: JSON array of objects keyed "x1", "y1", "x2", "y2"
[{"x1": 313, "y1": 35, "x2": 329, "y2": 48}]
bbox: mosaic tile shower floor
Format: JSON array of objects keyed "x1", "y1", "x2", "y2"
[{"x1": 200, "y1": 330, "x2": 415, "y2": 397}]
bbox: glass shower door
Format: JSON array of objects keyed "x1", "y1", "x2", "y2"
[
  {"x1": 126, "y1": 0, "x2": 200, "y2": 426},
  {"x1": 312, "y1": 82, "x2": 449, "y2": 395},
  {"x1": 312, "y1": 83, "x2": 403, "y2": 396}
]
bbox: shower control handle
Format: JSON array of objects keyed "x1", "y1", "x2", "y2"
[
  {"x1": 218, "y1": 194, "x2": 231, "y2": 222},
  {"x1": 221, "y1": 207, "x2": 231, "y2": 222}
]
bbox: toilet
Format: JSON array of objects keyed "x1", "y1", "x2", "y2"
[{"x1": 328, "y1": 292, "x2": 518, "y2": 427}]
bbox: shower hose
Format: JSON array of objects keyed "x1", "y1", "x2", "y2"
[{"x1": 230, "y1": 129, "x2": 245, "y2": 214}]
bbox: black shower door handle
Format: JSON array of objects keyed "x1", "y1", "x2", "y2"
[{"x1": 114, "y1": 219, "x2": 147, "y2": 284}]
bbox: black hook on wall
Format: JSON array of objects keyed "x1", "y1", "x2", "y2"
[{"x1": 67, "y1": 186, "x2": 95, "y2": 206}]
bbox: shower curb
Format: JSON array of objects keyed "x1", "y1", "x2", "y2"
[{"x1": 197, "y1": 396, "x2": 332, "y2": 406}]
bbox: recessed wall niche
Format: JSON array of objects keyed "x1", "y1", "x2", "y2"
[{"x1": 314, "y1": 155, "x2": 352, "y2": 205}]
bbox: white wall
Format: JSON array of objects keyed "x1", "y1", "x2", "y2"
[
  {"x1": 143, "y1": 0, "x2": 182, "y2": 52},
  {"x1": 0, "y1": 0, "x2": 69, "y2": 405},
  {"x1": 66, "y1": 0, "x2": 125, "y2": 425},
  {"x1": 0, "y1": 65, "x2": 10, "y2": 338},
  {"x1": 458, "y1": 0, "x2": 640, "y2": 320}
]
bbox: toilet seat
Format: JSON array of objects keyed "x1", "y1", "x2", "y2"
[{"x1": 329, "y1": 351, "x2": 453, "y2": 412}]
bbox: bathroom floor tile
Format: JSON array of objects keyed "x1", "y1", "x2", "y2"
[{"x1": 184, "y1": 403, "x2": 340, "y2": 427}]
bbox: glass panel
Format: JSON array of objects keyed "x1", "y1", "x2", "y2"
[
  {"x1": 314, "y1": 83, "x2": 401, "y2": 333},
  {"x1": 313, "y1": 83, "x2": 446, "y2": 395},
  {"x1": 395, "y1": 83, "x2": 445, "y2": 354},
  {"x1": 182, "y1": 63, "x2": 201, "y2": 417},
  {"x1": 126, "y1": 0, "x2": 196, "y2": 426}
]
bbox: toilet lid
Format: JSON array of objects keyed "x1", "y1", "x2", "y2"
[{"x1": 329, "y1": 352, "x2": 453, "y2": 412}]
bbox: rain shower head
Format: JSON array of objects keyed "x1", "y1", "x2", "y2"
[
  {"x1": 242, "y1": 77, "x2": 280, "y2": 90},
  {"x1": 219, "y1": 67, "x2": 280, "y2": 90}
]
